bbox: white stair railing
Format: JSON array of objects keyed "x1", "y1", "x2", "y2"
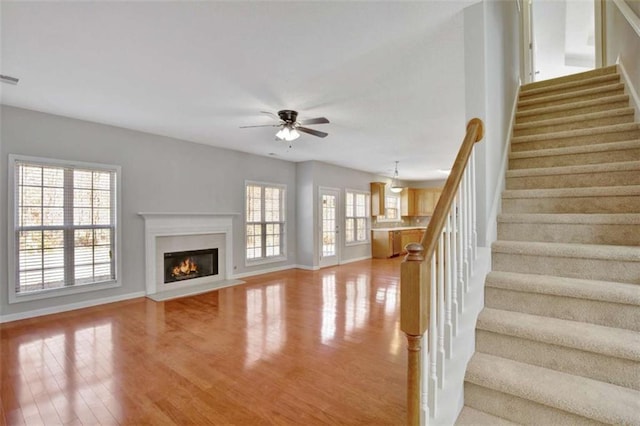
[{"x1": 400, "y1": 118, "x2": 484, "y2": 425}]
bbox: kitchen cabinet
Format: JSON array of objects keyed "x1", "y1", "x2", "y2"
[
  {"x1": 400, "y1": 229, "x2": 424, "y2": 254},
  {"x1": 372, "y1": 228, "x2": 425, "y2": 258},
  {"x1": 372, "y1": 230, "x2": 400, "y2": 258},
  {"x1": 401, "y1": 188, "x2": 415, "y2": 216},
  {"x1": 415, "y1": 188, "x2": 442, "y2": 216},
  {"x1": 370, "y1": 182, "x2": 386, "y2": 216}
]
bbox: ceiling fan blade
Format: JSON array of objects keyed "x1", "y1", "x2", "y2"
[
  {"x1": 239, "y1": 124, "x2": 281, "y2": 128},
  {"x1": 300, "y1": 117, "x2": 330, "y2": 125},
  {"x1": 297, "y1": 126, "x2": 328, "y2": 138},
  {"x1": 260, "y1": 111, "x2": 279, "y2": 118}
]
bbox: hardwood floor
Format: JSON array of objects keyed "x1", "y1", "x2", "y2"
[{"x1": 1, "y1": 258, "x2": 407, "y2": 425}]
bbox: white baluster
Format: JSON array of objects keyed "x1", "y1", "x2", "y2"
[
  {"x1": 463, "y1": 168, "x2": 470, "y2": 293},
  {"x1": 444, "y1": 214, "x2": 454, "y2": 356},
  {"x1": 429, "y1": 255, "x2": 438, "y2": 415},
  {"x1": 471, "y1": 148, "x2": 478, "y2": 261},
  {"x1": 437, "y1": 235, "x2": 445, "y2": 388},
  {"x1": 422, "y1": 331, "x2": 430, "y2": 421},
  {"x1": 466, "y1": 164, "x2": 473, "y2": 283},
  {"x1": 456, "y1": 185, "x2": 465, "y2": 315},
  {"x1": 451, "y1": 194, "x2": 459, "y2": 335}
]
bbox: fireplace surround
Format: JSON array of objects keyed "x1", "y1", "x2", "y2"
[{"x1": 139, "y1": 212, "x2": 239, "y2": 299}]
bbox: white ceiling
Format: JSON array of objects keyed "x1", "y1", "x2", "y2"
[{"x1": 1, "y1": 1, "x2": 475, "y2": 181}]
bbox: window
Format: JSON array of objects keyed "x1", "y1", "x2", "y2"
[
  {"x1": 377, "y1": 194, "x2": 401, "y2": 222},
  {"x1": 345, "y1": 190, "x2": 369, "y2": 244},
  {"x1": 9, "y1": 155, "x2": 120, "y2": 302},
  {"x1": 246, "y1": 182, "x2": 286, "y2": 263}
]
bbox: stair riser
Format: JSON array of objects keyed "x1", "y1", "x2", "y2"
[
  {"x1": 511, "y1": 129, "x2": 640, "y2": 152},
  {"x1": 464, "y1": 383, "x2": 602, "y2": 425},
  {"x1": 476, "y1": 330, "x2": 639, "y2": 390},
  {"x1": 518, "y1": 88, "x2": 625, "y2": 112},
  {"x1": 485, "y1": 287, "x2": 640, "y2": 331},
  {"x1": 497, "y1": 222, "x2": 640, "y2": 246},
  {"x1": 502, "y1": 195, "x2": 640, "y2": 214},
  {"x1": 516, "y1": 100, "x2": 630, "y2": 123},
  {"x1": 509, "y1": 147, "x2": 640, "y2": 169},
  {"x1": 513, "y1": 114, "x2": 634, "y2": 137},
  {"x1": 522, "y1": 67, "x2": 617, "y2": 92},
  {"x1": 519, "y1": 77, "x2": 620, "y2": 101},
  {"x1": 492, "y1": 251, "x2": 640, "y2": 284},
  {"x1": 506, "y1": 169, "x2": 640, "y2": 189}
]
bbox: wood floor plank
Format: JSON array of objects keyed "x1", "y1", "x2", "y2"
[{"x1": 1, "y1": 258, "x2": 406, "y2": 425}]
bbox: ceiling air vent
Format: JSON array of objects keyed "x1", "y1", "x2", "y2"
[{"x1": 0, "y1": 75, "x2": 19, "y2": 85}]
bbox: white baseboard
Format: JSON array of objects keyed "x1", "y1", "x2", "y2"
[
  {"x1": 295, "y1": 264, "x2": 320, "y2": 271},
  {"x1": 616, "y1": 58, "x2": 640, "y2": 121},
  {"x1": 484, "y1": 82, "x2": 521, "y2": 247},
  {"x1": 232, "y1": 264, "x2": 299, "y2": 279},
  {"x1": 0, "y1": 291, "x2": 146, "y2": 324},
  {"x1": 339, "y1": 255, "x2": 372, "y2": 265}
]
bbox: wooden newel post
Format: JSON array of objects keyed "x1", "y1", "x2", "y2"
[{"x1": 401, "y1": 243, "x2": 429, "y2": 426}]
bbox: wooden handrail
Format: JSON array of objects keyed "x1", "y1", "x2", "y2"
[
  {"x1": 419, "y1": 118, "x2": 484, "y2": 260},
  {"x1": 400, "y1": 118, "x2": 484, "y2": 425}
]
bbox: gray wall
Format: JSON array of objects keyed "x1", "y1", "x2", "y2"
[
  {"x1": 1, "y1": 105, "x2": 299, "y2": 317},
  {"x1": 296, "y1": 160, "x2": 379, "y2": 268},
  {"x1": 465, "y1": 0, "x2": 521, "y2": 247},
  {"x1": 605, "y1": 0, "x2": 640, "y2": 116},
  {"x1": 1, "y1": 106, "x2": 391, "y2": 318}
]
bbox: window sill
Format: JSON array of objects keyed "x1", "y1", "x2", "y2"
[{"x1": 9, "y1": 280, "x2": 121, "y2": 304}]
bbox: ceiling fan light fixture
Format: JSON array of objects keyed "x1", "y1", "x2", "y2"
[
  {"x1": 390, "y1": 161, "x2": 404, "y2": 193},
  {"x1": 276, "y1": 125, "x2": 300, "y2": 142}
]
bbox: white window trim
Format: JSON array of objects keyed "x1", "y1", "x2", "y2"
[
  {"x1": 344, "y1": 188, "x2": 370, "y2": 246},
  {"x1": 376, "y1": 193, "x2": 402, "y2": 223},
  {"x1": 244, "y1": 180, "x2": 287, "y2": 267},
  {"x1": 7, "y1": 154, "x2": 122, "y2": 304}
]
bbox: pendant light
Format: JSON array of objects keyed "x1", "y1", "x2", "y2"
[{"x1": 390, "y1": 161, "x2": 403, "y2": 193}]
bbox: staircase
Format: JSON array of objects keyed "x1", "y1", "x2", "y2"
[{"x1": 456, "y1": 66, "x2": 640, "y2": 425}]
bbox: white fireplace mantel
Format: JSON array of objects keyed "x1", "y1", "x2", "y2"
[{"x1": 138, "y1": 212, "x2": 239, "y2": 297}]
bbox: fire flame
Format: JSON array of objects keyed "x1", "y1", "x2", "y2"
[{"x1": 172, "y1": 257, "x2": 198, "y2": 277}]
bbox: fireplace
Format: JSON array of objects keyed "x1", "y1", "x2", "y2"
[
  {"x1": 164, "y1": 248, "x2": 218, "y2": 284},
  {"x1": 139, "y1": 213, "x2": 240, "y2": 299}
]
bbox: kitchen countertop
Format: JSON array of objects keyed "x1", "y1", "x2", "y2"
[{"x1": 372, "y1": 227, "x2": 426, "y2": 232}]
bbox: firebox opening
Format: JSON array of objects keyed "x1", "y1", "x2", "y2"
[{"x1": 164, "y1": 248, "x2": 218, "y2": 284}]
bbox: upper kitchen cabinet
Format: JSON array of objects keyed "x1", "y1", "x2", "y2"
[
  {"x1": 370, "y1": 182, "x2": 386, "y2": 216},
  {"x1": 401, "y1": 188, "x2": 415, "y2": 216},
  {"x1": 415, "y1": 188, "x2": 442, "y2": 216}
]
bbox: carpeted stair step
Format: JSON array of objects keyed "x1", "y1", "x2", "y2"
[
  {"x1": 455, "y1": 406, "x2": 519, "y2": 426},
  {"x1": 497, "y1": 213, "x2": 640, "y2": 246},
  {"x1": 517, "y1": 83, "x2": 625, "y2": 112},
  {"x1": 520, "y1": 65, "x2": 618, "y2": 93},
  {"x1": 491, "y1": 240, "x2": 640, "y2": 284},
  {"x1": 485, "y1": 271, "x2": 640, "y2": 331},
  {"x1": 475, "y1": 308, "x2": 640, "y2": 390},
  {"x1": 505, "y1": 161, "x2": 640, "y2": 189},
  {"x1": 501, "y1": 185, "x2": 640, "y2": 214},
  {"x1": 513, "y1": 107, "x2": 635, "y2": 137},
  {"x1": 509, "y1": 140, "x2": 640, "y2": 169},
  {"x1": 511, "y1": 122, "x2": 640, "y2": 152},
  {"x1": 516, "y1": 94, "x2": 631, "y2": 123},
  {"x1": 519, "y1": 73, "x2": 621, "y2": 101},
  {"x1": 464, "y1": 353, "x2": 640, "y2": 425}
]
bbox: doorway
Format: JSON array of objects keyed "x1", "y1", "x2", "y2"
[
  {"x1": 522, "y1": 0, "x2": 602, "y2": 83},
  {"x1": 319, "y1": 187, "x2": 341, "y2": 268}
]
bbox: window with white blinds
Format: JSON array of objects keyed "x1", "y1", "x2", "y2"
[
  {"x1": 345, "y1": 190, "x2": 369, "y2": 244},
  {"x1": 245, "y1": 182, "x2": 286, "y2": 263},
  {"x1": 10, "y1": 156, "x2": 119, "y2": 298}
]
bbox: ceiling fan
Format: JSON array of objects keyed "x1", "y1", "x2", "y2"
[{"x1": 240, "y1": 110, "x2": 330, "y2": 142}]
